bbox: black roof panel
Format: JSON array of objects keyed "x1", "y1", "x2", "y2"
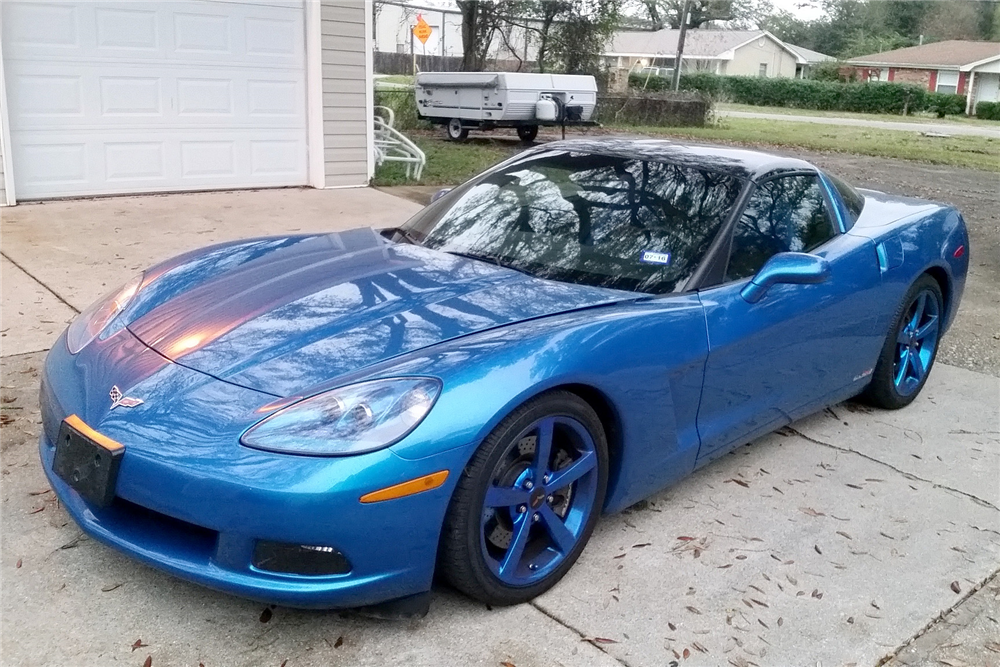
[{"x1": 538, "y1": 137, "x2": 816, "y2": 181}]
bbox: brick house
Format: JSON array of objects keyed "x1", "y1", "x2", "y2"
[{"x1": 848, "y1": 40, "x2": 1000, "y2": 114}]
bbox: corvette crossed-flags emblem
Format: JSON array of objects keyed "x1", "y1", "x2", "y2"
[{"x1": 109, "y1": 385, "x2": 143, "y2": 409}]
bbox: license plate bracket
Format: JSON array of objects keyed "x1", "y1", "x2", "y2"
[{"x1": 53, "y1": 416, "x2": 124, "y2": 509}]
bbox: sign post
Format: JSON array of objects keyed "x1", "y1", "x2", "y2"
[{"x1": 412, "y1": 14, "x2": 432, "y2": 73}]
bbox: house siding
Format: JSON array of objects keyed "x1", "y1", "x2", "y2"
[
  {"x1": 321, "y1": 0, "x2": 370, "y2": 187},
  {"x1": 730, "y1": 38, "x2": 797, "y2": 78},
  {"x1": 0, "y1": 133, "x2": 6, "y2": 206}
]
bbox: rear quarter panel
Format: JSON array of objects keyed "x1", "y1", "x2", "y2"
[{"x1": 847, "y1": 192, "x2": 969, "y2": 337}]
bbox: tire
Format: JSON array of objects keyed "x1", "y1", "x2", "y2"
[
  {"x1": 516, "y1": 125, "x2": 539, "y2": 143},
  {"x1": 438, "y1": 390, "x2": 608, "y2": 606},
  {"x1": 862, "y1": 274, "x2": 943, "y2": 409},
  {"x1": 446, "y1": 118, "x2": 469, "y2": 141}
]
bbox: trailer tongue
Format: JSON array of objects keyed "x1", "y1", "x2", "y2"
[{"x1": 414, "y1": 72, "x2": 599, "y2": 142}]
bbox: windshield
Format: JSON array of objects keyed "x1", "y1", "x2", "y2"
[{"x1": 398, "y1": 150, "x2": 744, "y2": 294}]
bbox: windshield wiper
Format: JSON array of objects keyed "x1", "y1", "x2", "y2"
[{"x1": 386, "y1": 227, "x2": 422, "y2": 245}]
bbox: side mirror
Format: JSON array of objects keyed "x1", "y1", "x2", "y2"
[
  {"x1": 430, "y1": 188, "x2": 452, "y2": 204},
  {"x1": 740, "y1": 252, "x2": 831, "y2": 304}
]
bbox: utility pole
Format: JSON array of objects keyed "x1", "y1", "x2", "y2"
[{"x1": 671, "y1": 0, "x2": 691, "y2": 92}]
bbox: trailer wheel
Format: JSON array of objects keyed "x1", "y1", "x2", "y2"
[
  {"x1": 517, "y1": 125, "x2": 539, "y2": 143},
  {"x1": 447, "y1": 119, "x2": 469, "y2": 141}
]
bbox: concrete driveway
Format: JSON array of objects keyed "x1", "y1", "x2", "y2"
[{"x1": 2, "y1": 187, "x2": 998, "y2": 667}]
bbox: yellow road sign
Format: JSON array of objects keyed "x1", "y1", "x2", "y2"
[{"x1": 413, "y1": 14, "x2": 432, "y2": 44}]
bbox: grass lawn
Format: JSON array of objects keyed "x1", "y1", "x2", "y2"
[
  {"x1": 641, "y1": 117, "x2": 1000, "y2": 172},
  {"x1": 716, "y1": 102, "x2": 996, "y2": 127},
  {"x1": 374, "y1": 134, "x2": 518, "y2": 186},
  {"x1": 374, "y1": 118, "x2": 999, "y2": 186}
]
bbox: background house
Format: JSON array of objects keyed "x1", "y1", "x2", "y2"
[
  {"x1": 603, "y1": 30, "x2": 806, "y2": 78},
  {"x1": 848, "y1": 40, "x2": 1000, "y2": 113},
  {"x1": 785, "y1": 44, "x2": 835, "y2": 79},
  {"x1": 0, "y1": 0, "x2": 374, "y2": 206}
]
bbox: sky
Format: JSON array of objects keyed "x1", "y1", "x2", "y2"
[{"x1": 767, "y1": 0, "x2": 827, "y2": 21}]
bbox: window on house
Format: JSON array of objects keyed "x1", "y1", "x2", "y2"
[
  {"x1": 937, "y1": 70, "x2": 959, "y2": 95},
  {"x1": 759, "y1": 63, "x2": 768, "y2": 77}
]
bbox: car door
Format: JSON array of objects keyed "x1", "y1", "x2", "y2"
[{"x1": 695, "y1": 172, "x2": 883, "y2": 461}]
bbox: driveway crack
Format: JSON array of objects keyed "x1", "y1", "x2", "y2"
[
  {"x1": 529, "y1": 601, "x2": 634, "y2": 667},
  {"x1": 785, "y1": 426, "x2": 999, "y2": 512},
  {"x1": 1, "y1": 251, "x2": 80, "y2": 314},
  {"x1": 876, "y1": 566, "x2": 1000, "y2": 666}
]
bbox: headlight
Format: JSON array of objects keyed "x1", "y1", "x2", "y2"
[
  {"x1": 240, "y1": 377, "x2": 441, "y2": 456},
  {"x1": 66, "y1": 274, "x2": 143, "y2": 354}
]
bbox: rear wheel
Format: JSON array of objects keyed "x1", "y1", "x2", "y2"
[
  {"x1": 446, "y1": 118, "x2": 469, "y2": 141},
  {"x1": 516, "y1": 125, "x2": 539, "y2": 143},
  {"x1": 438, "y1": 391, "x2": 608, "y2": 605},
  {"x1": 863, "y1": 274, "x2": 943, "y2": 409}
]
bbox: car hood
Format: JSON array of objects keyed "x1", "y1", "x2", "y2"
[{"x1": 125, "y1": 228, "x2": 632, "y2": 397}]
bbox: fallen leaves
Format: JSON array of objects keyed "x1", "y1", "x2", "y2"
[
  {"x1": 131, "y1": 639, "x2": 148, "y2": 652},
  {"x1": 102, "y1": 583, "x2": 124, "y2": 592},
  {"x1": 726, "y1": 478, "x2": 749, "y2": 488},
  {"x1": 799, "y1": 507, "x2": 825, "y2": 517},
  {"x1": 950, "y1": 581, "x2": 962, "y2": 594},
  {"x1": 142, "y1": 656, "x2": 152, "y2": 667},
  {"x1": 334, "y1": 636, "x2": 344, "y2": 648},
  {"x1": 685, "y1": 605, "x2": 702, "y2": 615},
  {"x1": 836, "y1": 531, "x2": 853, "y2": 540},
  {"x1": 16, "y1": 559, "x2": 22, "y2": 569}
]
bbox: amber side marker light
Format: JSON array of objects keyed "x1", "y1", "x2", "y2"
[
  {"x1": 64, "y1": 414, "x2": 124, "y2": 452},
  {"x1": 360, "y1": 470, "x2": 449, "y2": 504}
]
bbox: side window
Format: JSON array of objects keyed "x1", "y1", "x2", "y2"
[{"x1": 727, "y1": 174, "x2": 837, "y2": 281}]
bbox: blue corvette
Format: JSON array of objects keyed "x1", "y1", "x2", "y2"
[{"x1": 40, "y1": 140, "x2": 968, "y2": 614}]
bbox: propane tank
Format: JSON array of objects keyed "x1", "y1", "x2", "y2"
[{"x1": 535, "y1": 98, "x2": 558, "y2": 122}]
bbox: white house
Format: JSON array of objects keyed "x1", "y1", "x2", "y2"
[
  {"x1": 374, "y1": 0, "x2": 538, "y2": 65},
  {"x1": 604, "y1": 29, "x2": 810, "y2": 79},
  {"x1": 0, "y1": 0, "x2": 374, "y2": 206}
]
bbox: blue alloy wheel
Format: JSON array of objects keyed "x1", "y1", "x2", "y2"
[
  {"x1": 864, "y1": 274, "x2": 943, "y2": 410},
  {"x1": 893, "y1": 288, "x2": 940, "y2": 396},
  {"x1": 439, "y1": 391, "x2": 608, "y2": 605},
  {"x1": 480, "y1": 415, "x2": 599, "y2": 586}
]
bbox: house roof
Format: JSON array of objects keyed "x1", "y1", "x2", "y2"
[
  {"x1": 785, "y1": 43, "x2": 835, "y2": 64},
  {"x1": 606, "y1": 29, "x2": 786, "y2": 60},
  {"x1": 848, "y1": 40, "x2": 1000, "y2": 70}
]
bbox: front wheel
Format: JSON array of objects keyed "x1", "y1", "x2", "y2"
[
  {"x1": 446, "y1": 118, "x2": 469, "y2": 141},
  {"x1": 438, "y1": 391, "x2": 608, "y2": 606},
  {"x1": 516, "y1": 124, "x2": 539, "y2": 143},
  {"x1": 863, "y1": 274, "x2": 943, "y2": 409}
]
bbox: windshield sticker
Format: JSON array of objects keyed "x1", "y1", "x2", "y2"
[{"x1": 640, "y1": 251, "x2": 671, "y2": 265}]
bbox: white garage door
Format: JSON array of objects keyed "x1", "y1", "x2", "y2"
[{"x1": 2, "y1": 0, "x2": 308, "y2": 199}]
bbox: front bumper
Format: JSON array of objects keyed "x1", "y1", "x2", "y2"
[{"x1": 39, "y1": 332, "x2": 471, "y2": 609}]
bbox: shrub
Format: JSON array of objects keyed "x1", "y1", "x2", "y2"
[
  {"x1": 975, "y1": 101, "x2": 1000, "y2": 121},
  {"x1": 925, "y1": 92, "x2": 966, "y2": 117},
  {"x1": 636, "y1": 73, "x2": 930, "y2": 115},
  {"x1": 810, "y1": 61, "x2": 846, "y2": 82},
  {"x1": 373, "y1": 89, "x2": 426, "y2": 131},
  {"x1": 597, "y1": 93, "x2": 710, "y2": 127}
]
